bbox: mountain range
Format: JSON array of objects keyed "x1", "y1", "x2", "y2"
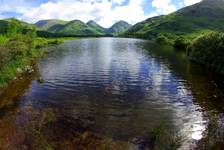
[{"x1": 35, "y1": 19, "x2": 132, "y2": 36}]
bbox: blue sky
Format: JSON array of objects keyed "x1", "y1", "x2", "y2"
[{"x1": 0, "y1": 0, "x2": 201, "y2": 27}]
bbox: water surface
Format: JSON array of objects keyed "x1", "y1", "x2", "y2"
[{"x1": 0, "y1": 38, "x2": 224, "y2": 149}]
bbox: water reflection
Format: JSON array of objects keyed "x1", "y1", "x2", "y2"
[{"x1": 0, "y1": 38, "x2": 223, "y2": 149}]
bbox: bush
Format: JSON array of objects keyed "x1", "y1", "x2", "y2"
[
  {"x1": 156, "y1": 34, "x2": 169, "y2": 44},
  {"x1": 187, "y1": 32, "x2": 224, "y2": 74},
  {"x1": 174, "y1": 37, "x2": 189, "y2": 50},
  {"x1": 0, "y1": 35, "x2": 8, "y2": 45},
  {"x1": 6, "y1": 41, "x2": 29, "y2": 58}
]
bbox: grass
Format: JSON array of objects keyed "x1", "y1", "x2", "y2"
[{"x1": 0, "y1": 35, "x2": 9, "y2": 45}]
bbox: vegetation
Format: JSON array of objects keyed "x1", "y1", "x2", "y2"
[
  {"x1": 156, "y1": 34, "x2": 170, "y2": 44},
  {"x1": 0, "y1": 32, "x2": 63, "y2": 87},
  {"x1": 0, "y1": 18, "x2": 66, "y2": 88},
  {"x1": 173, "y1": 37, "x2": 189, "y2": 50},
  {"x1": 187, "y1": 32, "x2": 224, "y2": 74}
]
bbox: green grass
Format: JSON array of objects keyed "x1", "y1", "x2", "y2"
[{"x1": 0, "y1": 35, "x2": 9, "y2": 45}]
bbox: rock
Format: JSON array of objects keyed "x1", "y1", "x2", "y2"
[
  {"x1": 131, "y1": 134, "x2": 156, "y2": 150},
  {"x1": 24, "y1": 65, "x2": 34, "y2": 74},
  {"x1": 37, "y1": 77, "x2": 44, "y2": 83},
  {"x1": 17, "y1": 68, "x2": 23, "y2": 74}
]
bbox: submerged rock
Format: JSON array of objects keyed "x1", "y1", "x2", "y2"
[
  {"x1": 24, "y1": 65, "x2": 34, "y2": 74},
  {"x1": 37, "y1": 77, "x2": 44, "y2": 83},
  {"x1": 131, "y1": 134, "x2": 156, "y2": 150}
]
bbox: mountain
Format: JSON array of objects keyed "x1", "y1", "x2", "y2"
[
  {"x1": 124, "y1": 0, "x2": 224, "y2": 39},
  {"x1": 0, "y1": 18, "x2": 35, "y2": 35},
  {"x1": 54, "y1": 20, "x2": 106, "y2": 36},
  {"x1": 106, "y1": 21, "x2": 132, "y2": 35},
  {"x1": 35, "y1": 19, "x2": 67, "y2": 32},
  {"x1": 87, "y1": 20, "x2": 106, "y2": 34}
]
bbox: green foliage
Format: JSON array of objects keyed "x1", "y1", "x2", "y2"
[
  {"x1": 0, "y1": 35, "x2": 8, "y2": 45},
  {"x1": 174, "y1": 37, "x2": 189, "y2": 50},
  {"x1": 156, "y1": 34, "x2": 169, "y2": 44},
  {"x1": 187, "y1": 32, "x2": 224, "y2": 74}
]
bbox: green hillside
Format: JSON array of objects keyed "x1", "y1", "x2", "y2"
[
  {"x1": 107, "y1": 21, "x2": 132, "y2": 35},
  {"x1": 124, "y1": 0, "x2": 224, "y2": 40},
  {"x1": 87, "y1": 20, "x2": 106, "y2": 35},
  {"x1": 35, "y1": 19, "x2": 67, "y2": 32},
  {"x1": 0, "y1": 18, "x2": 35, "y2": 35},
  {"x1": 54, "y1": 20, "x2": 103, "y2": 36}
]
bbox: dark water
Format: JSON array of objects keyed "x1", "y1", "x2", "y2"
[{"x1": 0, "y1": 38, "x2": 224, "y2": 149}]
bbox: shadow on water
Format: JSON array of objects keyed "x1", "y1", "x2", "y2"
[{"x1": 142, "y1": 42, "x2": 224, "y2": 112}]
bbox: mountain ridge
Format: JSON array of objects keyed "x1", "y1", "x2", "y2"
[
  {"x1": 35, "y1": 19, "x2": 131, "y2": 36},
  {"x1": 123, "y1": 0, "x2": 224, "y2": 39}
]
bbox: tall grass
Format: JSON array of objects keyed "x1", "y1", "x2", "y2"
[{"x1": 0, "y1": 35, "x2": 8, "y2": 45}]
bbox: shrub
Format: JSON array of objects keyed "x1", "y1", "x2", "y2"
[
  {"x1": 6, "y1": 41, "x2": 29, "y2": 58},
  {"x1": 156, "y1": 34, "x2": 169, "y2": 44},
  {"x1": 187, "y1": 32, "x2": 224, "y2": 74},
  {"x1": 174, "y1": 37, "x2": 189, "y2": 50},
  {"x1": 0, "y1": 35, "x2": 8, "y2": 45}
]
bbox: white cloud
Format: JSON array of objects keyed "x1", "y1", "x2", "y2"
[
  {"x1": 111, "y1": 0, "x2": 126, "y2": 4},
  {"x1": 183, "y1": 0, "x2": 202, "y2": 6},
  {"x1": 1, "y1": 0, "x2": 201, "y2": 27},
  {"x1": 19, "y1": 0, "x2": 149, "y2": 28},
  {"x1": 152, "y1": 0, "x2": 177, "y2": 15}
]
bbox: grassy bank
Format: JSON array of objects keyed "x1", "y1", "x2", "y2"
[
  {"x1": 0, "y1": 33, "x2": 66, "y2": 88},
  {"x1": 154, "y1": 31, "x2": 224, "y2": 75}
]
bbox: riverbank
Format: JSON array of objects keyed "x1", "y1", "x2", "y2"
[
  {"x1": 129, "y1": 31, "x2": 224, "y2": 76},
  {"x1": 0, "y1": 34, "x2": 79, "y2": 89}
]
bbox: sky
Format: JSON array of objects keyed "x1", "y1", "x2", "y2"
[{"x1": 0, "y1": 0, "x2": 202, "y2": 27}]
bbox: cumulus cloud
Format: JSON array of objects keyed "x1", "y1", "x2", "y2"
[
  {"x1": 20, "y1": 0, "x2": 149, "y2": 27},
  {"x1": 183, "y1": 0, "x2": 202, "y2": 6}
]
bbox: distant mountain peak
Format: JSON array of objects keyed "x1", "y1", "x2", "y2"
[
  {"x1": 106, "y1": 21, "x2": 132, "y2": 35},
  {"x1": 87, "y1": 20, "x2": 97, "y2": 24}
]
